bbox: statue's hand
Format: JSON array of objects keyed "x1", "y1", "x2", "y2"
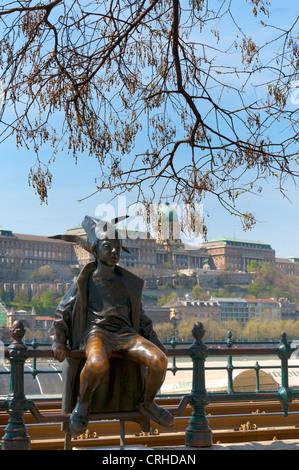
[{"x1": 52, "y1": 341, "x2": 68, "y2": 362}]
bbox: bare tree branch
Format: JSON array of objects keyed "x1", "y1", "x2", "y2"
[{"x1": 0, "y1": 0, "x2": 298, "y2": 231}]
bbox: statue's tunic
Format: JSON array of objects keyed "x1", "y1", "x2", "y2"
[
  {"x1": 83, "y1": 265, "x2": 145, "y2": 352},
  {"x1": 88, "y1": 271, "x2": 131, "y2": 327}
]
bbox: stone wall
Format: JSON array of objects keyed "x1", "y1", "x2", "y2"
[{"x1": 0, "y1": 280, "x2": 74, "y2": 302}]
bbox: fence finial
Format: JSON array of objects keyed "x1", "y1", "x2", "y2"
[
  {"x1": 191, "y1": 322, "x2": 205, "y2": 342},
  {"x1": 10, "y1": 320, "x2": 26, "y2": 344}
]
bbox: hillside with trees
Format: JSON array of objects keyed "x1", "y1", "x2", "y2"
[
  {"x1": 246, "y1": 261, "x2": 299, "y2": 303},
  {"x1": 8, "y1": 289, "x2": 61, "y2": 316}
]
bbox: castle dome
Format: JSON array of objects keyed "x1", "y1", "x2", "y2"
[{"x1": 157, "y1": 202, "x2": 178, "y2": 223}]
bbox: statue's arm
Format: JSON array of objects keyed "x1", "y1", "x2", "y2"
[
  {"x1": 139, "y1": 307, "x2": 167, "y2": 354},
  {"x1": 48, "y1": 283, "x2": 78, "y2": 361}
]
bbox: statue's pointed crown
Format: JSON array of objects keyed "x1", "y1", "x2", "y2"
[{"x1": 49, "y1": 215, "x2": 130, "y2": 254}]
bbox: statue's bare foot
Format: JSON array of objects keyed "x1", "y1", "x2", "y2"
[
  {"x1": 70, "y1": 401, "x2": 89, "y2": 436},
  {"x1": 138, "y1": 402, "x2": 174, "y2": 428}
]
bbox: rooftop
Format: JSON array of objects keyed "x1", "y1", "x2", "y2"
[
  {"x1": 211, "y1": 297, "x2": 248, "y2": 303},
  {"x1": 245, "y1": 298, "x2": 280, "y2": 304},
  {"x1": 0, "y1": 228, "x2": 14, "y2": 237},
  {"x1": 204, "y1": 238, "x2": 273, "y2": 249},
  {"x1": 14, "y1": 233, "x2": 70, "y2": 244}
]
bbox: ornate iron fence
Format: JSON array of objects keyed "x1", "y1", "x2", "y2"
[{"x1": 0, "y1": 320, "x2": 298, "y2": 450}]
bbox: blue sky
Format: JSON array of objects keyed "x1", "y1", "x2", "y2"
[
  {"x1": 1, "y1": 1, "x2": 299, "y2": 259},
  {"x1": 1, "y1": 114, "x2": 298, "y2": 260}
]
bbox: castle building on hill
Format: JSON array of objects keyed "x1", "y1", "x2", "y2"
[{"x1": 0, "y1": 205, "x2": 298, "y2": 282}]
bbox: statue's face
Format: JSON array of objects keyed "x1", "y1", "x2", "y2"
[{"x1": 96, "y1": 238, "x2": 121, "y2": 267}]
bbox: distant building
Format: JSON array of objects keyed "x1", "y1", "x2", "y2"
[
  {"x1": 163, "y1": 298, "x2": 220, "y2": 323},
  {"x1": 5, "y1": 308, "x2": 54, "y2": 341},
  {"x1": 143, "y1": 307, "x2": 172, "y2": 325},
  {"x1": 203, "y1": 238, "x2": 275, "y2": 271},
  {"x1": 65, "y1": 222, "x2": 210, "y2": 272},
  {"x1": 275, "y1": 257, "x2": 299, "y2": 275},
  {"x1": 279, "y1": 299, "x2": 298, "y2": 320},
  {"x1": 0, "y1": 228, "x2": 74, "y2": 281},
  {"x1": 163, "y1": 297, "x2": 299, "y2": 326},
  {"x1": 1, "y1": 220, "x2": 299, "y2": 283},
  {"x1": 35, "y1": 316, "x2": 55, "y2": 333},
  {"x1": 210, "y1": 297, "x2": 249, "y2": 327},
  {"x1": 245, "y1": 298, "x2": 281, "y2": 321},
  {"x1": 6, "y1": 308, "x2": 36, "y2": 329}
]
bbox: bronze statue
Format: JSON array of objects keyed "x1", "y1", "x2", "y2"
[{"x1": 49, "y1": 216, "x2": 173, "y2": 435}]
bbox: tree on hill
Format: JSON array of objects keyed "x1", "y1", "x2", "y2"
[
  {"x1": 158, "y1": 291, "x2": 179, "y2": 307},
  {"x1": 31, "y1": 296, "x2": 44, "y2": 315},
  {"x1": 14, "y1": 289, "x2": 30, "y2": 310},
  {"x1": 177, "y1": 318, "x2": 245, "y2": 341},
  {"x1": 154, "y1": 322, "x2": 175, "y2": 342},
  {"x1": 249, "y1": 262, "x2": 283, "y2": 293},
  {"x1": 191, "y1": 284, "x2": 209, "y2": 301},
  {"x1": 30, "y1": 265, "x2": 56, "y2": 281},
  {"x1": 177, "y1": 317, "x2": 299, "y2": 342},
  {"x1": 246, "y1": 282, "x2": 261, "y2": 298},
  {"x1": 31, "y1": 291, "x2": 59, "y2": 316},
  {"x1": 246, "y1": 261, "x2": 299, "y2": 302},
  {"x1": 1, "y1": 1, "x2": 299, "y2": 234}
]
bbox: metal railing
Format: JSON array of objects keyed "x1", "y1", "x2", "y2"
[
  {"x1": 2, "y1": 331, "x2": 295, "y2": 394},
  {"x1": 0, "y1": 320, "x2": 298, "y2": 450}
]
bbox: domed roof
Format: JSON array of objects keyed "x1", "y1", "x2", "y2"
[{"x1": 157, "y1": 202, "x2": 178, "y2": 223}]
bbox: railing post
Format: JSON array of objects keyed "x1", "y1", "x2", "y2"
[
  {"x1": 185, "y1": 322, "x2": 212, "y2": 447},
  {"x1": 1, "y1": 320, "x2": 30, "y2": 450},
  {"x1": 277, "y1": 331, "x2": 292, "y2": 417},
  {"x1": 254, "y1": 362, "x2": 261, "y2": 392},
  {"x1": 169, "y1": 337, "x2": 178, "y2": 375},
  {"x1": 30, "y1": 337, "x2": 39, "y2": 378},
  {"x1": 226, "y1": 330, "x2": 234, "y2": 394}
]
